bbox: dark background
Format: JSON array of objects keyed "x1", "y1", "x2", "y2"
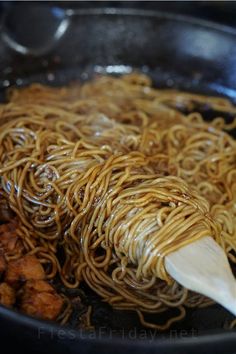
[
  {"x1": 0, "y1": 1, "x2": 236, "y2": 354},
  {"x1": 1, "y1": 1, "x2": 236, "y2": 28},
  {"x1": 38, "y1": 1, "x2": 236, "y2": 27}
]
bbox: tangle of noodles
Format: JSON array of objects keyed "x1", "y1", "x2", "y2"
[{"x1": 0, "y1": 73, "x2": 236, "y2": 330}]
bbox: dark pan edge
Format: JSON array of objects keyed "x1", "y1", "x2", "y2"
[
  {"x1": 1, "y1": 302, "x2": 236, "y2": 354},
  {"x1": 68, "y1": 7, "x2": 236, "y2": 36}
]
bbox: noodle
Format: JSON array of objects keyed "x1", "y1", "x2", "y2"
[{"x1": 0, "y1": 73, "x2": 236, "y2": 329}]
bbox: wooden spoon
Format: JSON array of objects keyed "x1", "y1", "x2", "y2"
[{"x1": 165, "y1": 236, "x2": 236, "y2": 316}]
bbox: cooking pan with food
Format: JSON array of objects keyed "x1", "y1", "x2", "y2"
[{"x1": 0, "y1": 4, "x2": 236, "y2": 354}]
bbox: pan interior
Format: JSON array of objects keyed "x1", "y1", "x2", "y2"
[{"x1": 0, "y1": 9, "x2": 236, "y2": 339}]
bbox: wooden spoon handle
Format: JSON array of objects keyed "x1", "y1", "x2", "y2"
[{"x1": 165, "y1": 236, "x2": 236, "y2": 316}]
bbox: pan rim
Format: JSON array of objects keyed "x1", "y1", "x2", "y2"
[
  {"x1": 1, "y1": 301, "x2": 236, "y2": 349},
  {"x1": 66, "y1": 7, "x2": 236, "y2": 37}
]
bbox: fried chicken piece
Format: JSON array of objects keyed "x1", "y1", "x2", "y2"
[
  {"x1": 0, "y1": 220, "x2": 23, "y2": 255},
  {"x1": 0, "y1": 193, "x2": 15, "y2": 222},
  {"x1": 5, "y1": 255, "x2": 45, "y2": 287},
  {"x1": 0, "y1": 283, "x2": 15, "y2": 307},
  {"x1": 0, "y1": 251, "x2": 6, "y2": 275},
  {"x1": 20, "y1": 279, "x2": 63, "y2": 320}
]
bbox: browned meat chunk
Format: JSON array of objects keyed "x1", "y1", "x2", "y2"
[
  {"x1": 0, "y1": 220, "x2": 23, "y2": 255},
  {"x1": 0, "y1": 251, "x2": 6, "y2": 275},
  {"x1": 0, "y1": 283, "x2": 15, "y2": 307},
  {"x1": 0, "y1": 192, "x2": 15, "y2": 222},
  {"x1": 5, "y1": 255, "x2": 45, "y2": 287},
  {"x1": 23, "y1": 279, "x2": 53, "y2": 292},
  {"x1": 20, "y1": 279, "x2": 63, "y2": 320}
]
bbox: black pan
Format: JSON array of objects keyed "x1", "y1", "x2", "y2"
[{"x1": 0, "y1": 5, "x2": 236, "y2": 354}]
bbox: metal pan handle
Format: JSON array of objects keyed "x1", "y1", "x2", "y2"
[{"x1": 0, "y1": 2, "x2": 72, "y2": 56}]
